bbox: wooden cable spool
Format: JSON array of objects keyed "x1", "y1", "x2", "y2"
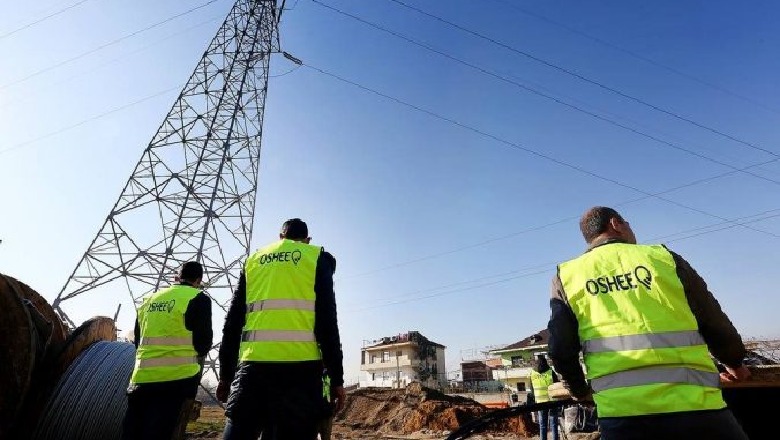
[
  {"x1": 1, "y1": 272, "x2": 119, "y2": 439},
  {"x1": 0, "y1": 274, "x2": 37, "y2": 438},
  {"x1": 52, "y1": 316, "x2": 118, "y2": 379},
  {"x1": 15, "y1": 316, "x2": 119, "y2": 439}
]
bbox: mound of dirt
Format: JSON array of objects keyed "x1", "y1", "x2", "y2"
[{"x1": 335, "y1": 382, "x2": 533, "y2": 437}]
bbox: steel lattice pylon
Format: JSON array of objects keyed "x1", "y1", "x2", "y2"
[{"x1": 53, "y1": 0, "x2": 280, "y2": 335}]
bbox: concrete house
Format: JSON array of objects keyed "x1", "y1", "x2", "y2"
[
  {"x1": 359, "y1": 331, "x2": 446, "y2": 389},
  {"x1": 489, "y1": 329, "x2": 549, "y2": 394}
]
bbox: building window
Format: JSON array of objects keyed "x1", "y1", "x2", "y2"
[
  {"x1": 371, "y1": 373, "x2": 375, "y2": 381},
  {"x1": 510, "y1": 356, "x2": 524, "y2": 367},
  {"x1": 371, "y1": 354, "x2": 377, "y2": 364},
  {"x1": 516, "y1": 382, "x2": 526, "y2": 391},
  {"x1": 382, "y1": 351, "x2": 390, "y2": 362}
]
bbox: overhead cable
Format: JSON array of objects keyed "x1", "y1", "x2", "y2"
[
  {"x1": 489, "y1": 0, "x2": 780, "y2": 116},
  {"x1": 311, "y1": 0, "x2": 780, "y2": 191},
  {"x1": 303, "y1": 62, "x2": 780, "y2": 241},
  {"x1": 0, "y1": 0, "x2": 223, "y2": 91},
  {"x1": 0, "y1": 86, "x2": 179, "y2": 155},
  {"x1": 382, "y1": 0, "x2": 777, "y2": 158},
  {"x1": 339, "y1": 156, "x2": 778, "y2": 279},
  {"x1": 0, "y1": 15, "x2": 222, "y2": 111},
  {"x1": 0, "y1": 0, "x2": 95, "y2": 40},
  {"x1": 347, "y1": 207, "x2": 780, "y2": 311}
]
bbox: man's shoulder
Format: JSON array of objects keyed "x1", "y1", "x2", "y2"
[
  {"x1": 318, "y1": 249, "x2": 336, "y2": 268},
  {"x1": 188, "y1": 290, "x2": 212, "y2": 310}
]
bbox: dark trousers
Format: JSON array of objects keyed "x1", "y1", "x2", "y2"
[
  {"x1": 223, "y1": 363, "x2": 322, "y2": 440},
  {"x1": 599, "y1": 408, "x2": 749, "y2": 440},
  {"x1": 122, "y1": 384, "x2": 194, "y2": 440}
]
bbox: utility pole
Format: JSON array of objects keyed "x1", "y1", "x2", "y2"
[{"x1": 396, "y1": 351, "x2": 401, "y2": 389}]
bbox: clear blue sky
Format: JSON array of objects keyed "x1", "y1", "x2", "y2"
[{"x1": 1, "y1": 0, "x2": 779, "y2": 384}]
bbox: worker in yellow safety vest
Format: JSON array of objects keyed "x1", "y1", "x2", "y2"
[
  {"x1": 547, "y1": 206, "x2": 751, "y2": 439},
  {"x1": 123, "y1": 261, "x2": 213, "y2": 440},
  {"x1": 216, "y1": 218, "x2": 345, "y2": 440},
  {"x1": 529, "y1": 354, "x2": 559, "y2": 440}
]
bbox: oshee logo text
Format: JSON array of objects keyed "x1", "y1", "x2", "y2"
[
  {"x1": 258, "y1": 250, "x2": 303, "y2": 266},
  {"x1": 585, "y1": 266, "x2": 652, "y2": 295},
  {"x1": 148, "y1": 299, "x2": 176, "y2": 313}
]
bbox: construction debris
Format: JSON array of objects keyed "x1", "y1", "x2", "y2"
[{"x1": 335, "y1": 382, "x2": 534, "y2": 438}]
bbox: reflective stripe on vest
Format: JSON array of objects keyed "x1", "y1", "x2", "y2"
[
  {"x1": 240, "y1": 239, "x2": 323, "y2": 362},
  {"x1": 130, "y1": 284, "x2": 200, "y2": 384},
  {"x1": 140, "y1": 336, "x2": 194, "y2": 346},
  {"x1": 247, "y1": 298, "x2": 315, "y2": 312},
  {"x1": 530, "y1": 369, "x2": 554, "y2": 403},
  {"x1": 138, "y1": 356, "x2": 198, "y2": 368},
  {"x1": 242, "y1": 330, "x2": 317, "y2": 342},
  {"x1": 591, "y1": 367, "x2": 720, "y2": 392},
  {"x1": 582, "y1": 330, "x2": 705, "y2": 354},
  {"x1": 558, "y1": 243, "x2": 725, "y2": 417}
]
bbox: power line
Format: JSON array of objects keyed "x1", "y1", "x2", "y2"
[
  {"x1": 0, "y1": 0, "x2": 222, "y2": 92},
  {"x1": 339, "y1": 155, "x2": 778, "y2": 279},
  {"x1": 489, "y1": 0, "x2": 780, "y2": 116},
  {"x1": 270, "y1": 64, "x2": 301, "y2": 78},
  {"x1": 381, "y1": 0, "x2": 777, "y2": 158},
  {"x1": 346, "y1": 207, "x2": 780, "y2": 311},
  {"x1": 310, "y1": 0, "x2": 780, "y2": 190},
  {"x1": 284, "y1": 0, "x2": 302, "y2": 11},
  {"x1": 303, "y1": 62, "x2": 780, "y2": 243},
  {"x1": 0, "y1": 86, "x2": 179, "y2": 156},
  {"x1": 0, "y1": 15, "x2": 222, "y2": 111},
  {"x1": 347, "y1": 158, "x2": 780, "y2": 280},
  {"x1": 0, "y1": 0, "x2": 95, "y2": 40}
]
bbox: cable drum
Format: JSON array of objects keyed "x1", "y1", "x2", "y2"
[{"x1": 31, "y1": 341, "x2": 135, "y2": 440}]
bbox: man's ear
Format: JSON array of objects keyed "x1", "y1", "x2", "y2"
[
  {"x1": 609, "y1": 217, "x2": 623, "y2": 233},
  {"x1": 305, "y1": 237, "x2": 312, "y2": 244},
  {"x1": 279, "y1": 233, "x2": 285, "y2": 240}
]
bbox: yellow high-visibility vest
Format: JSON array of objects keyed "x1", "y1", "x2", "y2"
[
  {"x1": 239, "y1": 239, "x2": 322, "y2": 362},
  {"x1": 558, "y1": 243, "x2": 725, "y2": 417},
  {"x1": 130, "y1": 284, "x2": 200, "y2": 384},
  {"x1": 530, "y1": 369, "x2": 554, "y2": 403}
]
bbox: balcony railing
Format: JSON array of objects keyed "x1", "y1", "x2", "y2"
[
  {"x1": 493, "y1": 366, "x2": 533, "y2": 380},
  {"x1": 361, "y1": 358, "x2": 419, "y2": 370}
]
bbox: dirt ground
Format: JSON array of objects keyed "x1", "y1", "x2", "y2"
[{"x1": 185, "y1": 384, "x2": 599, "y2": 440}]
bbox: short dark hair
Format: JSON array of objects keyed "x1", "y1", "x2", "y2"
[
  {"x1": 178, "y1": 261, "x2": 203, "y2": 283},
  {"x1": 579, "y1": 206, "x2": 623, "y2": 243},
  {"x1": 534, "y1": 354, "x2": 550, "y2": 373},
  {"x1": 281, "y1": 218, "x2": 308, "y2": 240}
]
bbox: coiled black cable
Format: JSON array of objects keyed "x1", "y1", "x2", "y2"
[{"x1": 31, "y1": 341, "x2": 135, "y2": 440}]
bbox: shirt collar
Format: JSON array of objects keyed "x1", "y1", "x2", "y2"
[{"x1": 587, "y1": 237, "x2": 628, "y2": 251}]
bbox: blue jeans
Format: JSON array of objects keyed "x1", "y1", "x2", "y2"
[{"x1": 538, "y1": 408, "x2": 560, "y2": 440}]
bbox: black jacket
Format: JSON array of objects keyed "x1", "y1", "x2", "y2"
[
  {"x1": 548, "y1": 239, "x2": 746, "y2": 399},
  {"x1": 218, "y1": 248, "x2": 344, "y2": 387}
]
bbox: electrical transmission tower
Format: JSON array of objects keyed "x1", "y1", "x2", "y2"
[{"x1": 53, "y1": 0, "x2": 281, "y2": 336}]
